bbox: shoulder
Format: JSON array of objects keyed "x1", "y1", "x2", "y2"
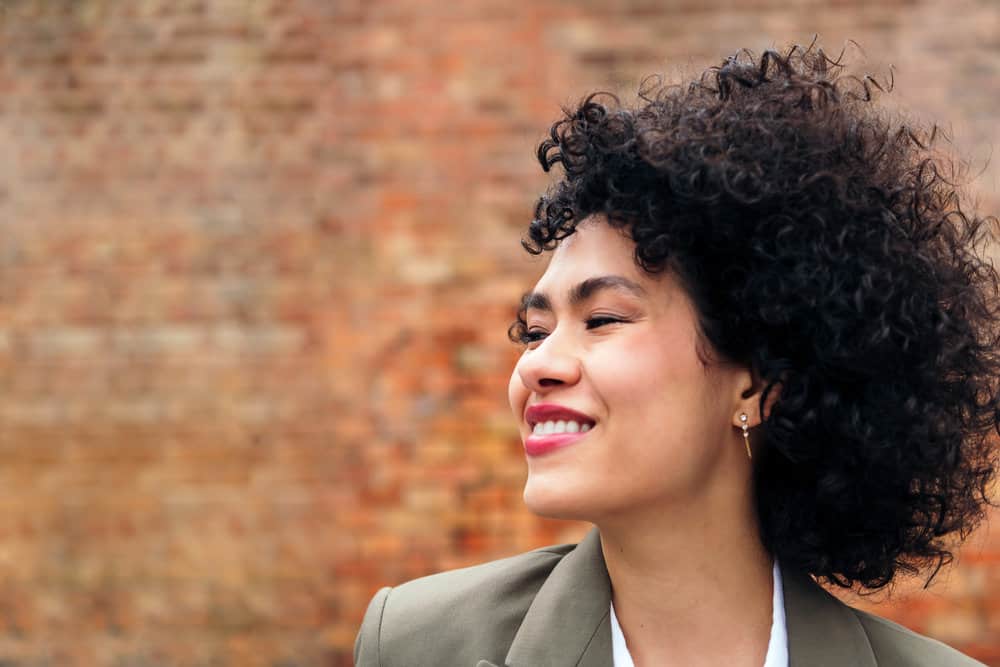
[
  {"x1": 850, "y1": 606, "x2": 985, "y2": 667},
  {"x1": 354, "y1": 542, "x2": 575, "y2": 667},
  {"x1": 781, "y1": 563, "x2": 983, "y2": 666}
]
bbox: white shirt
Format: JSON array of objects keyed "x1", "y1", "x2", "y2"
[{"x1": 609, "y1": 561, "x2": 788, "y2": 667}]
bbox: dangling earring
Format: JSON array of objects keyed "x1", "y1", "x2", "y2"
[{"x1": 739, "y1": 413, "x2": 752, "y2": 460}]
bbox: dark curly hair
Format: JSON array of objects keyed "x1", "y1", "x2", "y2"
[{"x1": 507, "y1": 43, "x2": 1000, "y2": 591}]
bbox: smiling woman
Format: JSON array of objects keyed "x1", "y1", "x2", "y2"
[
  {"x1": 355, "y1": 43, "x2": 1000, "y2": 667},
  {"x1": 508, "y1": 222, "x2": 750, "y2": 527}
]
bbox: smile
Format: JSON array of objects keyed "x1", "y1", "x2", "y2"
[
  {"x1": 532, "y1": 420, "x2": 592, "y2": 435},
  {"x1": 524, "y1": 423, "x2": 594, "y2": 457}
]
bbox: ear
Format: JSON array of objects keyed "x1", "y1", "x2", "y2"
[{"x1": 730, "y1": 367, "x2": 782, "y2": 429}]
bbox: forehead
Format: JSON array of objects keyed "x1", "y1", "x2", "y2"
[
  {"x1": 522, "y1": 220, "x2": 665, "y2": 313},
  {"x1": 535, "y1": 220, "x2": 641, "y2": 288}
]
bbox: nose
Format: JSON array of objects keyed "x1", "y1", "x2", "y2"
[{"x1": 515, "y1": 327, "x2": 582, "y2": 393}]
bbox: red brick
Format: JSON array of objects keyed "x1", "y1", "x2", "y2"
[{"x1": 1, "y1": 0, "x2": 999, "y2": 664}]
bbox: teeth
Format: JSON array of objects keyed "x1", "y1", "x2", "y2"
[{"x1": 532, "y1": 420, "x2": 594, "y2": 435}]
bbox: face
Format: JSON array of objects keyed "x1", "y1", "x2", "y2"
[{"x1": 507, "y1": 218, "x2": 752, "y2": 522}]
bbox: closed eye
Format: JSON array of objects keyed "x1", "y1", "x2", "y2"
[
  {"x1": 519, "y1": 316, "x2": 628, "y2": 345},
  {"x1": 520, "y1": 329, "x2": 546, "y2": 344},
  {"x1": 586, "y1": 316, "x2": 626, "y2": 329}
]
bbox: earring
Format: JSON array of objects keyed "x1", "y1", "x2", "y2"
[{"x1": 739, "y1": 413, "x2": 752, "y2": 460}]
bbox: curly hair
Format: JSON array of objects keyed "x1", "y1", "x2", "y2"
[{"x1": 507, "y1": 43, "x2": 1000, "y2": 591}]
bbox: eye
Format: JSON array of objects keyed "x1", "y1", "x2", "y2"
[
  {"x1": 515, "y1": 316, "x2": 627, "y2": 345},
  {"x1": 586, "y1": 316, "x2": 625, "y2": 329},
  {"x1": 509, "y1": 314, "x2": 631, "y2": 347},
  {"x1": 520, "y1": 328, "x2": 548, "y2": 344},
  {"x1": 508, "y1": 314, "x2": 544, "y2": 345}
]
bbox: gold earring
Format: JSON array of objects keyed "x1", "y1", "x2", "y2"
[{"x1": 740, "y1": 413, "x2": 752, "y2": 460}]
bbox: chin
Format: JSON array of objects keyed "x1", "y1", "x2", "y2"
[{"x1": 522, "y1": 476, "x2": 599, "y2": 521}]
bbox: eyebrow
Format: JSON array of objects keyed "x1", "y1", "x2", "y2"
[{"x1": 519, "y1": 275, "x2": 647, "y2": 313}]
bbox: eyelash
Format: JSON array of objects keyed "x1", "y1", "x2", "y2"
[{"x1": 516, "y1": 316, "x2": 627, "y2": 344}]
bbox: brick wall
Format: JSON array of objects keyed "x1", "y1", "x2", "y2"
[{"x1": 0, "y1": 0, "x2": 997, "y2": 665}]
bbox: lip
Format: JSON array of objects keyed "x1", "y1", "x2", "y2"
[
  {"x1": 524, "y1": 403, "x2": 597, "y2": 428},
  {"x1": 524, "y1": 428, "x2": 593, "y2": 456},
  {"x1": 523, "y1": 403, "x2": 597, "y2": 457}
]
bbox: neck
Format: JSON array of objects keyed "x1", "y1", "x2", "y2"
[{"x1": 597, "y1": 492, "x2": 774, "y2": 667}]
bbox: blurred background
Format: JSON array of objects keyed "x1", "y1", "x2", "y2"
[{"x1": 0, "y1": 0, "x2": 998, "y2": 665}]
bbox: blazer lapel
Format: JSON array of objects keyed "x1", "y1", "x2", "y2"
[
  {"x1": 781, "y1": 565, "x2": 877, "y2": 667},
  {"x1": 501, "y1": 527, "x2": 612, "y2": 667},
  {"x1": 484, "y1": 530, "x2": 878, "y2": 667}
]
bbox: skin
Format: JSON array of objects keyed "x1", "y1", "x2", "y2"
[{"x1": 507, "y1": 217, "x2": 775, "y2": 666}]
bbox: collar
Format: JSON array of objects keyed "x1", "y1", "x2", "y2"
[
  {"x1": 476, "y1": 527, "x2": 878, "y2": 667},
  {"x1": 781, "y1": 565, "x2": 878, "y2": 667}
]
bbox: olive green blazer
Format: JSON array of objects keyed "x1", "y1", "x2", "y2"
[{"x1": 354, "y1": 529, "x2": 983, "y2": 666}]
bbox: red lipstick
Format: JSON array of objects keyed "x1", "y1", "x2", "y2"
[{"x1": 523, "y1": 404, "x2": 596, "y2": 457}]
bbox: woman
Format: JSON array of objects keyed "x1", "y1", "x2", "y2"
[{"x1": 355, "y1": 44, "x2": 999, "y2": 666}]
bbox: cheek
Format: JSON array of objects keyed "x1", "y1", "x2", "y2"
[
  {"x1": 601, "y1": 331, "x2": 711, "y2": 434},
  {"x1": 508, "y1": 366, "x2": 527, "y2": 416}
]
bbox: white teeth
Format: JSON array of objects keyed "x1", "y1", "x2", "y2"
[{"x1": 531, "y1": 420, "x2": 594, "y2": 435}]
